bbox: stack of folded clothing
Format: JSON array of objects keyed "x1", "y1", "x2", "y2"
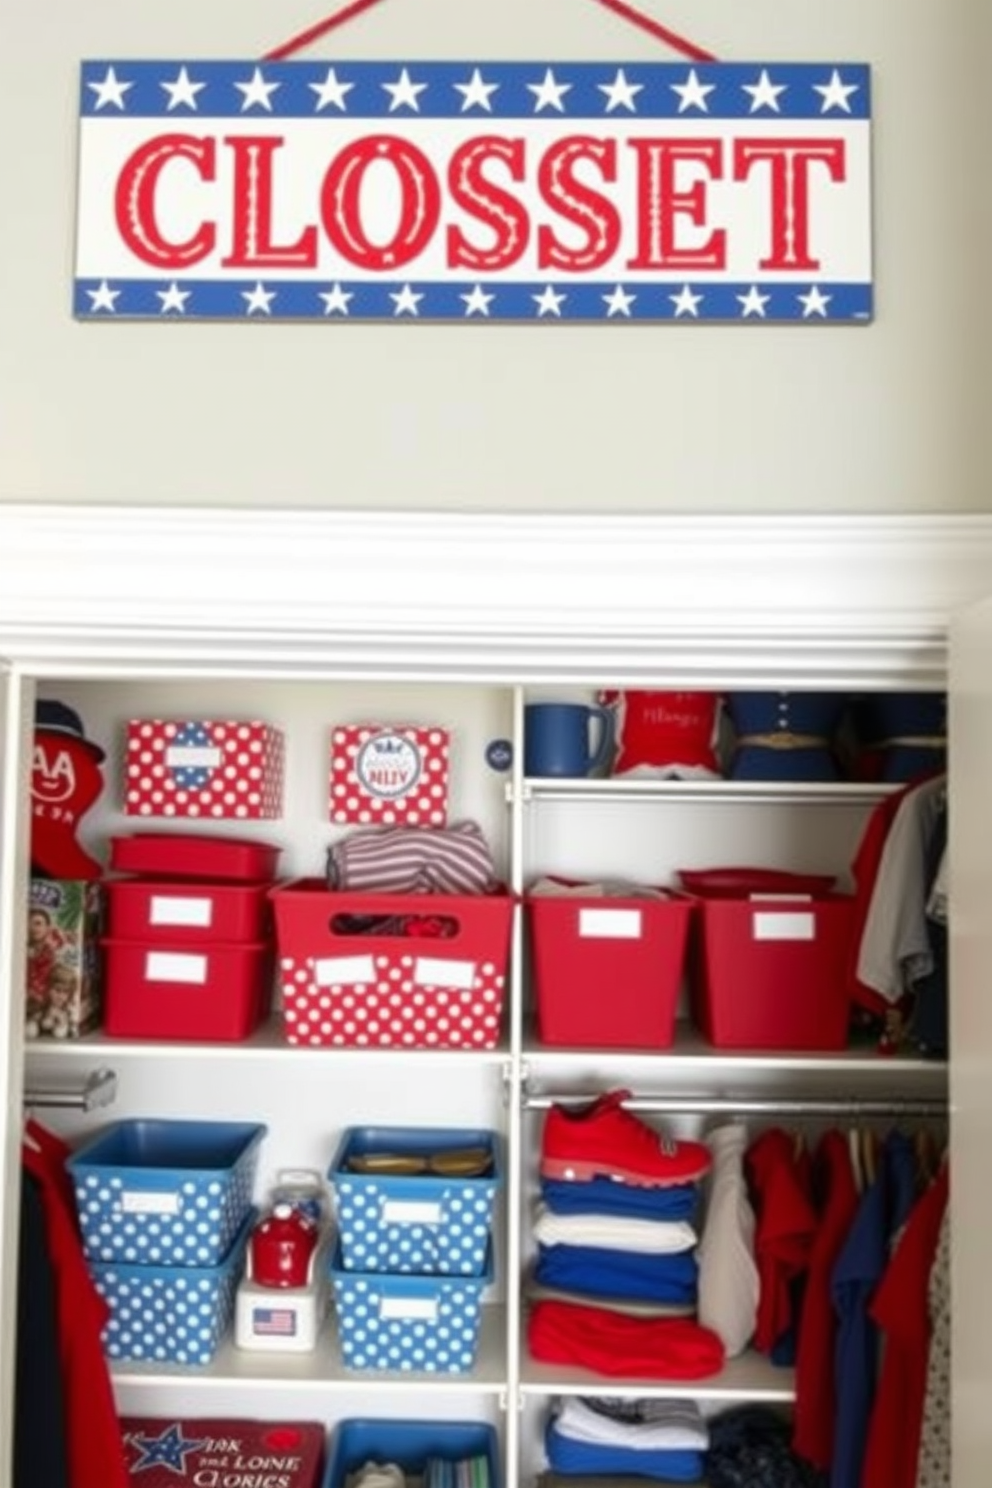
[
  {"x1": 545, "y1": 1397, "x2": 711, "y2": 1481},
  {"x1": 527, "y1": 1091, "x2": 725, "y2": 1381}
]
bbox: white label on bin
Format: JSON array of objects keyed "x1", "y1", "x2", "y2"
[
  {"x1": 381, "y1": 1200, "x2": 443, "y2": 1226},
  {"x1": 145, "y1": 951, "x2": 208, "y2": 983},
  {"x1": 414, "y1": 956, "x2": 476, "y2": 990},
  {"x1": 150, "y1": 895, "x2": 213, "y2": 928},
  {"x1": 753, "y1": 911, "x2": 816, "y2": 941},
  {"x1": 579, "y1": 908, "x2": 642, "y2": 939},
  {"x1": 165, "y1": 744, "x2": 222, "y2": 769},
  {"x1": 121, "y1": 1190, "x2": 182, "y2": 1215},
  {"x1": 315, "y1": 954, "x2": 376, "y2": 987},
  {"x1": 380, "y1": 1296, "x2": 439, "y2": 1322}
]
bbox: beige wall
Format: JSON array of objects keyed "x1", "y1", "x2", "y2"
[{"x1": 0, "y1": 0, "x2": 986, "y2": 512}]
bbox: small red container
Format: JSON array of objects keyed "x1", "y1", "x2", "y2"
[
  {"x1": 109, "y1": 832, "x2": 281, "y2": 883},
  {"x1": 689, "y1": 892, "x2": 856, "y2": 1050},
  {"x1": 105, "y1": 879, "x2": 271, "y2": 945},
  {"x1": 102, "y1": 938, "x2": 272, "y2": 1041},
  {"x1": 527, "y1": 888, "x2": 694, "y2": 1048},
  {"x1": 270, "y1": 879, "x2": 514, "y2": 1049}
]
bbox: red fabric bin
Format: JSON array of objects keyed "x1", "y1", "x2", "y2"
[
  {"x1": 109, "y1": 832, "x2": 281, "y2": 883},
  {"x1": 689, "y1": 892, "x2": 855, "y2": 1050},
  {"x1": 102, "y1": 939, "x2": 272, "y2": 1041},
  {"x1": 105, "y1": 879, "x2": 271, "y2": 945},
  {"x1": 270, "y1": 878, "x2": 514, "y2": 1049},
  {"x1": 527, "y1": 889, "x2": 693, "y2": 1048}
]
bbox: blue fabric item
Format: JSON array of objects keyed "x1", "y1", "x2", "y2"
[
  {"x1": 541, "y1": 1176, "x2": 698, "y2": 1222},
  {"x1": 851, "y1": 693, "x2": 947, "y2": 783},
  {"x1": 725, "y1": 692, "x2": 845, "y2": 782},
  {"x1": 829, "y1": 1130, "x2": 917, "y2": 1488},
  {"x1": 535, "y1": 1243, "x2": 698, "y2": 1304},
  {"x1": 545, "y1": 1420, "x2": 705, "y2": 1481}
]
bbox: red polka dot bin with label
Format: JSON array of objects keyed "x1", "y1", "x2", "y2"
[
  {"x1": 124, "y1": 720, "x2": 285, "y2": 820},
  {"x1": 329, "y1": 724, "x2": 450, "y2": 827}
]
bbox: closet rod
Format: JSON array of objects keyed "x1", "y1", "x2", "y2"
[
  {"x1": 23, "y1": 1067, "x2": 117, "y2": 1112},
  {"x1": 523, "y1": 1093, "x2": 948, "y2": 1117}
]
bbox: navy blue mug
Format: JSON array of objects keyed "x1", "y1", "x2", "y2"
[{"x1": 524, "y1": 703, "x2": 614, "y2": 778}]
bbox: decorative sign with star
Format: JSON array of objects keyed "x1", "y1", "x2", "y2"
[{"x1": 74, "y1": 59, "x2": 872, "y2": 324}]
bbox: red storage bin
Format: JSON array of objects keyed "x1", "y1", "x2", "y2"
[
  {"x1": 270, "y1": 879, "x2": 514, "y2": 1049},
  {"x1": 102, "y1": 938, "x2": 272, "y2": 1041},
  {"x1": 527, "y1": 888, "x2": 694, "y2": 1048},
  {"x1": 105, "y1": 879, "x2": 271, "y2": 945},
  {"x1": 109, "y1": 832, "x2": 281, "y2": 883},
  {"x1": 689, "y1": 892, "x2": 855, "y2": 1050}
]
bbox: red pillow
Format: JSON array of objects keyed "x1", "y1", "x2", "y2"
[{"x1": 599, "y1": 691, "x2": 721, "y2": 778}]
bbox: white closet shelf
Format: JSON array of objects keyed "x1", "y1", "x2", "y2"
[
  {"x1": 518, "y1": 1348, "x2": 795, "y2": 1403},
  {"x1": 111, "y1": 1303, "x2": 507, "y2": 1395},
  {"x1": 512, "y1": 779, "x2": 901, "y2": 806}
]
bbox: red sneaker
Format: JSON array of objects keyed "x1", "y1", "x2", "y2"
[{"x1": 540, "y1": 1089, "x2": 711, "y2": 1187}]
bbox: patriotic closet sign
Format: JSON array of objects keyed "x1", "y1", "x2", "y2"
[{"x1": 74, "y1": 46, "x2": 873, "y2": 325}]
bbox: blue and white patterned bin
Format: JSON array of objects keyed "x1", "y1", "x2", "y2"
[
  {"x1": 67, "y1": 1119, "x2": 266, "y2": 1266},
  {"x1": 90, "y1": 1209, "x2": 254, "y2": 1365},
  {"x1": 323, "y1": 1419, "x2": 499, "y2": 1488},
  {"x1": 329, "y1": 1238, "x2": 492, "y2": 1374},
  {"x1": 329, "y1": 1126, "x2": 500, "y2": 1276}
]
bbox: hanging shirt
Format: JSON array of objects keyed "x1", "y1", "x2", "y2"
[
  {"x1": 915, "y1": 1204, "x2": 951, "y2": 1488},
  {"x1": 745, "y1": 1129, "x2": 817, "y2": 1356},
  {"x1": 697, "y1": 1124, "x2": 760, "y2": 1359},
  {"x1": 830, "y1": 1129, "x2": 917, "y2": 1488},
  {"x1": 15, "y1": 1169, "x2": 70, "y2": 1488},
  {"x1": 793, "y1": 1129, "x2": 859, "y2": 1471},
  {"x1": 862, "y1": 1164, "x2": 949, "y2": 1488}
]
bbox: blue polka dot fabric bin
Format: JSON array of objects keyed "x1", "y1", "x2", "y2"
[
  {"x1": 329, "y1": 1126, "x2": 501, "y2": 1276},
  {"x1": 66, "y1": 1119, "x2": 266, "y2": 1267},
  {"x1": 329, "y1": 1238, "x2": 492, "y2": 1374},
  {"x1": 323, "y1": 1419, "x2": 499, "y2": 1488},
  {"x1": 89, "y1": 1209, "x2": 254, "y2": 1365}
]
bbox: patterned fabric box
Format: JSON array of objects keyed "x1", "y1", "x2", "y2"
[
  {"x1": 329, "y1": 724, "x2": 450, "y2": 826},
  {"x1": 91, "y1": 1211, "x2": 253, "y2": 1365},
  {"x1": 329, "y1": 1240, "x2": 492, "y2": 1374},
  {"x1": 124, "y1": 720, "x2": 285, "y2": 819},
  {"x1": 329, "y1": 1127, "x2": 501, "y2": 1276},
  {"x1": 67, "y1": 1119, "x2": 266, "y2": 1266}
]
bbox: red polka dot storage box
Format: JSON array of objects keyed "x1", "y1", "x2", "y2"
[
  {"x1": 328, "y1": 1126, "x2": 501, "y2": 1275},
  {"x1": 270, "y1": 879, "x2": 514, "y2": 1049},
  {"x1": 329, "y1": 724, "x2": 450, "y2": 826},
  {"x1": 124, "y1": 720, "x2": 285, "y2": 820}
]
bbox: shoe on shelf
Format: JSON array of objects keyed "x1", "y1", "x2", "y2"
[{"x1": 540, "y1": 1089, "x2": 711, "y2": 1187}]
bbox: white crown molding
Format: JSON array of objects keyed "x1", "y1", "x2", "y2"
[{"x1": 1, "y1": 505, "x2": 991, "y2": 685}]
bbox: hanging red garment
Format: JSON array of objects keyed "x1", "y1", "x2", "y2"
[
  {"x1": 860, "y1": 1161, "x2": 949, "y2": 1488},
  {"x1": 21, "y1": 1119, "x2": 129, "y2": 1488},
  {"x1": 745, "y1": 1128, "x2": 817, "y2": 1355}
]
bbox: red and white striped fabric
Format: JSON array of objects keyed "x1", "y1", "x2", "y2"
[{"x1": 328, "y1": 821, "x2": 495, "y2": 896}]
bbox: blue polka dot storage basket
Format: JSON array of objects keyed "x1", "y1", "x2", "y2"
[
  {"x1": 329, "y1": 1238, "x2": 492, "y2": 1373},
  {"x1": 89, "y1": 1209, "x2": 254, "y2": 1365},
  {"x1": 323, "y1": 1419, "x2": 499, "y2": 1488},
  {"x1": 328, "y1": 1126, "x2": 501, "y2": 1276},
  {"x1": 66, "y1": 1118, "x2": 266, "y2": 1267}
]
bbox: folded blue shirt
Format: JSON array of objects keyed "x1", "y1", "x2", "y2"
[
  {"x1": 546, "y1": 1421, "x2": 705, "y2": 1481},
  {"x1": 541, "y1": 1175, "x2": 698, "y2": 1222},
  {"x1": 535, "y1": 1242, "x2": 698, "y2": 1305}
]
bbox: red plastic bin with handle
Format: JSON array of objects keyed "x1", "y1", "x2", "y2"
[{"x1": 270, "y1": 879, "x2": 514, "y2": 1049}]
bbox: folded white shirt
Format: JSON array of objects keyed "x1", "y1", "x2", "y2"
[
  {"x1": 553, "y1": 1396, "x2": 709, "y2": 1450},
  {"x1": 533, "y1": 1204, "x2": 697, "y2": 1254}
]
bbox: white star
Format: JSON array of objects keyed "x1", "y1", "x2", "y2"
[
  {"x1": 737, "y1": 285, "x2": 771, "y2": 318},
  {"x1": 799, "y1": 285, "x2": 832, "y2": 318},
  {"x1": 310, "y1": 67, "x2": 354, "y2": 112},
  {"x1": 319, "y1": 284, "x2": 354, "y2": 316},
  {"x1": 454, "y1": 67, "x2": 499, "y2": 113},
  {"x1": 814, "y1": 68, "x2": 859, "y2": 113},
  {"x1": 527, "y1": 68, "x2": 572, "y2": 113},
  {"x1": 161, "y1": 66, "x2": 205, "y2": 111},
  {"x1": 742, "y1": 69, "x2": 787, "y2": 113},
  {"x1": 670, "y1": 284, "x2": 703, "y2": 318},
  {"x1": 670, "y1": 68, "x2": 715, "y2": 113},
  {"x1": 603, "y1": 285, "x2": 636, "y2": 318},
  {"x1": 86, "y1": 280, "x2": 120, "y2": 312},
  {"x1": 156, "y1": 282, "x2": 191, "y2": 314},
  {"x1": 598, "y1": 68, "x2": 643, "y2": 113},
  {"x1": 382, "y1": 68, "x2": 428, "y2": 112},
  {"x1": 87, "y1": 66, "x2": 132, "y2": 111},
  {"x1": 533, "y1": 285, "x2": 566, "y2": 317},
  {"x1": 242, "y1": 283, "x2": 276, "y2": 315},
  {"x1": 390, "y1": 284, "x2": 424, "y2": 316},
  {"x1": 461, "y1": 285, "x2": 495, "y2": 317},
  {"x1": 235, "y1": 67, "x2": 280, "y2": 112}
]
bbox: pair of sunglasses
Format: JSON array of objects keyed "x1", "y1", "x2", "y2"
[{"x1": 345, "y1": 1147, "x2": 493, "y2": 1178}]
